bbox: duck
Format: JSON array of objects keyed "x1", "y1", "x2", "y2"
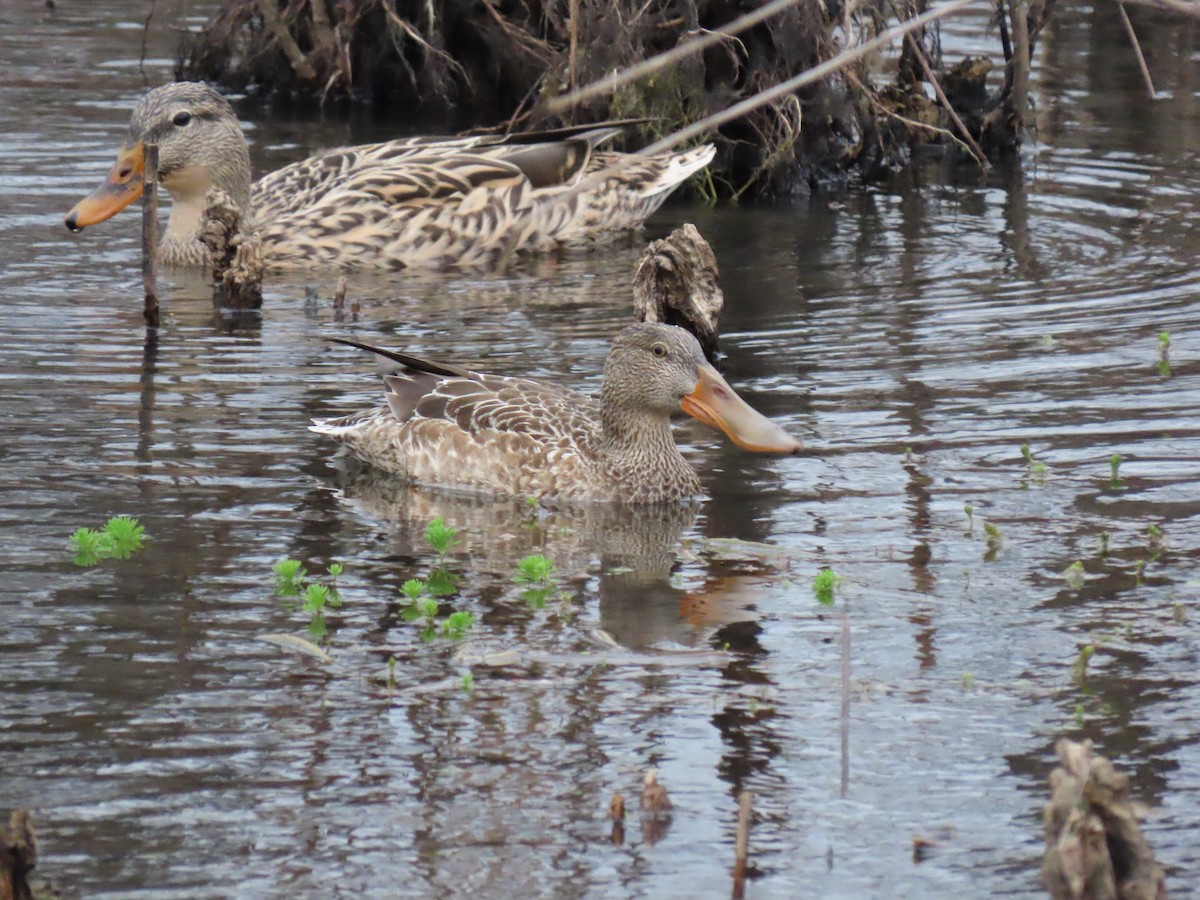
[
  {"x1": 311, "y1": 323, "x2": 800, "y2": 503},
  {"x1": 64, "y1": 82, "x2": 716, "y2": 271}
]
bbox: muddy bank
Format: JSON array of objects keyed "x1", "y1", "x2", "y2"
[{"x1": 179, "y1": 0, "x2": 1052, "y2": 195}]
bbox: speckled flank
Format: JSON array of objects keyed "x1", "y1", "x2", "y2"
[{"x1": 95, "y1": 83, "x2": 716, "y2": 270}]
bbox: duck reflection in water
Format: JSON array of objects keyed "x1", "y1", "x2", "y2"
[{"x1": 328, "y1": 465, "x2": 773, "y2": 650}]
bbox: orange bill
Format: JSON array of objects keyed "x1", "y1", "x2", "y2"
[
  {"x1": 64, "y1": 141, "x2": 146, "y2": 232},
  {"x1": 681, "y1": 363, "x2": 801, "y2": 454}
]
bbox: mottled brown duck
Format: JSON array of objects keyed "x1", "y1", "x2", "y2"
[
  {"x1": 311, "y1": 323, "x2": 800, "y2": 503},
  {"x1": 64, "y1": 82, "x2": 716, "y2": 271}
]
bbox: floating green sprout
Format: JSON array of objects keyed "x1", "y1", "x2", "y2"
[
  {"x1": 1098, "y1": 531, "x2": 1110, "y2": 557},
  {"x1": 69, "y1": 516, "x2": 149, "y2": 566},
  {"x1": 1158, "y1": 331, "x2": 1171, "y2": 376},
  {"x1": 983, "y1": 522, "x2": 1003, "y2": 561},
  {"x1": 1072, "y1": 643, "x2": 1095, "y2": 684},
  {"x1": 272, "y1": 558, "x2": 346, "y2": 638},
  {"x1": 1062, "y1": 560, "x2": 1086, "y2": 590},
  {"x1": 514, "y1": 554, "x2": 559, "y2": 609},
  {"x1": 461, "y1": 672, "x2": 475, "y2": 693},
  {"x1": 425, "y1": 517, "x2": 459, "y2": 559},
  {"x1": 273, "y1": 559, "x2": 308, "y2": 596},
  {"x1": 1020, "y1": 444, "x2": 1047, "y2": 482},
  {"x1": 1109, "y1": 453, "x2": 1123, "y2": 488},
  {"x1": 812, "y1": 568, "x2": 840, "y2": 606},
  {"x1": 442, "y1": 611, "x2": 476, "y2": 640},
  {"x1": 387, "y1": 656, "x2": 398, "y2": 689},
  {"x1": 961, "y1": 673, "x2": 975, "y2": 690},
  {"x1": 964, "y1": 503, "x2": 974, "y2": 532}
]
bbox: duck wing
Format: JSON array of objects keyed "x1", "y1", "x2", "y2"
[{"x1": 329, "y1": 338, "x2": 601, "y2": 449}]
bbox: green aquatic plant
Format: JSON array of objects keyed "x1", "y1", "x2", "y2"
[
  {"x1": 1062, "y1": 560, "x2": 1086, "y2": 590},
  {"x1": 442, "y1": 611, "x2": 476, "y2": 640},
  {"x1": 983, "y1": 522, "x2": 1003, "y2": 561},
  {"x1": 1098, "y1": 530, "x2": 1110, "y2": 557},
  {"x1": 425, "y1": 517, "x2": 459, "y2": 560},
  {"x1": 1158, "y1": 331, "x2": 1171, "y2": 376},
  {"x1": 812, "y1": 567, "x2": 840, "y2": 606},
  {"x1": 387, "y1": 655, "x2": 398, "y2": 689},
  {"x1": 514, "y1": 553, "x2": 559, "y2": 609},
  {"x1": 1109, "y1": 453, "x2": 1123, "y2": 488},
  {"x1": 69, "y1": 515, "x2": 149, "y2": 566},
  {"x1": 271, "y1": 558, "x2": 346, "y2": 638},
  {"x1": 461, "y1": 671, "x2": 475, "y2": 693},
  {"x1": 1020, "y1": 444, "x2": 1047, "y2": 482},
  {"x1": 1071, "y1": 643, "x2": 1095, "y2": 684},
  {"x1": 963, "y1": 503, "x2": 974, "y2": 532},
  {"x1": 961, "y1": 673, "x2": 975, "y2": 690},
  {"x1": 273, "y1": 559, "x2": 308, "y2": 596}
]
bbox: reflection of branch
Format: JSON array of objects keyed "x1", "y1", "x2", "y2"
[
  {"x1": 904, "y1": 32, "x2": 991, "y2": 171},
  {"x1": 259, "y1": 0, "x2": 317, "y2": 81},
  {"x1": 640, "y1": 0, "x2": 978, "y2": 155},
  {"x1": 1117, "y1": 2, "x2": 1157, "y2": 98}
]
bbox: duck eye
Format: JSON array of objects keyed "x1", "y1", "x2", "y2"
[
  {"x1": 172, "y1": 111, "x2": 192, "y2": 127},
  {"x1": 651, "y1": 342, "x2": 669, "y2": 358}
]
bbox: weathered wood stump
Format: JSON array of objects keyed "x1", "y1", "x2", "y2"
[
  {"x1": 1042, "y1": 739, "x2": 1167, "y2": 900},
  {"x1": 0, "y1": 810, "x2": 36, "y2": 900},
  {"x1": 633, "y1": 224, "x2": 723, "y2": 364},
  {"x1": 200, "y1": 188, "x2": 264, "y2": 309}
]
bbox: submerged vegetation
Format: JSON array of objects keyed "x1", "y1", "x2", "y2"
[{"x1": 179, "y1": 0, "x2": 1054, "y2": 194}]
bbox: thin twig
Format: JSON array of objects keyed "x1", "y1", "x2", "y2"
[
  {"x1": 904, "y1": 32, "x2": 991, "y2": 170},
  {"x1": 545, "y1": 0, "x2": 804, "y2": 114},
  {"x1": 840, "y1": 613, "x2": 850, "y2": 798},
  {"x1": 846, "y1": 68, "x2": 978, "y2": 159},
  {"x1": 640, "y1": 0, "x2": 979, "y2": 156},
  {"x1": 1117, "y1": 2, "x2": 1157, "y2": 97},
  {"x1": 138, "y1": 0, "x2": 156, "y2": 87},
  {"x1": 732, "y1": 791, "x2": 753, "y2": 898},
  {"x1": 142, "y1": 143, "x2": 160, "y2": 329}
]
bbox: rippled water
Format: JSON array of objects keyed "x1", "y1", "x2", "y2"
[{"x1": 3, "y1": 2, "x2": 1200, "y2": 897}]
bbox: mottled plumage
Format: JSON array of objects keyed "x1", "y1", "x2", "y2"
[
  {"x1": 311, "y1": 324, "x2": 801, "y2": 503},
  {"x1": 66, "y1": 82, "x2": 716, "y2": 270}
]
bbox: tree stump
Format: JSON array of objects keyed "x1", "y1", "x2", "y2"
[
  {"x1": 1042, "y1": 739, "x2": 1167, "y2": 900},
  {"x1": 0, "y1": 810, "x2": 36, "y2": 900},
  {"x1": 633, "y1": 224, "x2": 723, "y2": 364}
]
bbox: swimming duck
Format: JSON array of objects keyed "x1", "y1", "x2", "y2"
[
  {"x1": 312, "y1": 323, "x2": 799, "y2": 503},
  {"x1": 64, "y1": 82, "x2": 716, "y2": 270}
]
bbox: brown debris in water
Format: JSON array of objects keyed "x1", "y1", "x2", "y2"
[
  {"x1": 199, "y1": 188, "x2": 264, "y2": 310},
  {"x1": 633, "y1": 224, "x2": 722, "y2": 364},
  {"x1": 0, "y1": 809, "x2": 37, "y2": 900},
  {"x1": 641, "y1": 768, "x2": 672, "y2": 815},
  {"x1": 1041, "y1": 739, "x2": 1167, "y2": 900},
  {"x1": 608, "y1": 792, "x2": 626, "y2": 845}
]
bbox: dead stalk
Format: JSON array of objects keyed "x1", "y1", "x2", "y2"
[
  {"x1": 142, "y1": 143, "x2": 160, "y2": 329},
  {"x1": 732, "y1": 790, "x2": 753, "y2": 898},
  {"x1": 640, "y1": 0, "x2": 978, "y2": 156},
  {"x1": 1117, "y1": 2, "x2": 1157, "y2": 97}
]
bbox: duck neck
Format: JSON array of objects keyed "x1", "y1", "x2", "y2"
[
  {"x1": 159, "y1": 138, "x2": 252, "y2": 266},
  {"x1": 599, "y1": 391, "x2": 700, "y2": 501}
]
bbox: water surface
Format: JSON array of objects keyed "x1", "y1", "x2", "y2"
[{"x1": 2, "y1": 2, "x2": 1199, "y2": 897}]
